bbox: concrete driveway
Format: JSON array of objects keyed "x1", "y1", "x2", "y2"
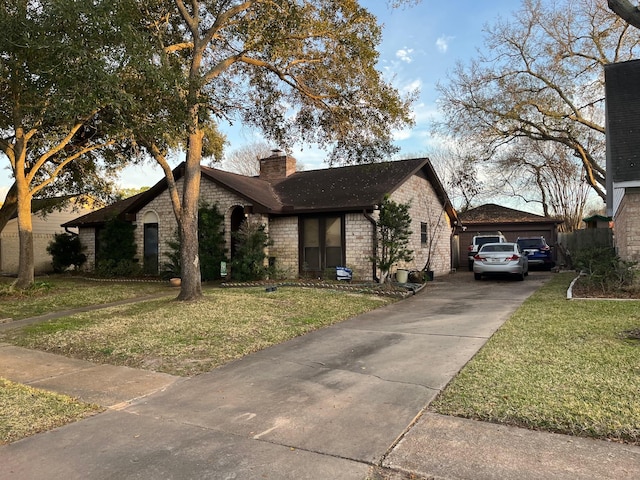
[{"x1": 1, "y1": 272, "x2": 555, "y2": 478}]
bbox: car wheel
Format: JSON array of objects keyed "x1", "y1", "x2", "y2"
[
  {"x1": 517, "y1": 272, "x2": 525, "y2": 281},
  {"x1": 474, "y1": 273, "x2": 481, "y2": 280}
]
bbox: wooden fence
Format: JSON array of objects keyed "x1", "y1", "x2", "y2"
[{"x1": 557, "y1": 229, "x2": 614, "y2": 267}]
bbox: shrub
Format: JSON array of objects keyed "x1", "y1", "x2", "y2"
[
  {"x1": 95, "y1": 259, "x2": 142, "y2": 277},
  {"x1": 46, "y1": 233, "x2": 87, "y2": 272},
  {"x1": 161, "y1": 230, "x2": 182, "y2": 279},
  {"x1": 573, "y1": 246, "x2": 638, "y2": 293},
  {"x1": 95, "y1": 218, "x2": 139, "y2": 277},
  {"x1": 373, "y1": 195, "x2": 413, "y2": 283},
  {"x1": 198, "y1": 203, "x2": 227, "y2": 281},
  {"x1": 161, "y1": 203, "x2": 227, "y2": 280},
  {"x1": 230, "y1": 220, "x2": 272, "y2": 281}
]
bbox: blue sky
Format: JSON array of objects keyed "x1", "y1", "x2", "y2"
[{"x1": 0, "y1": 0, "x2": 522, "y2": 198}]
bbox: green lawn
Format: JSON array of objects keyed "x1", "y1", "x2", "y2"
[
  {"x1": 431, "y1": 272, "x2": 640, "y2": 445},
  {"x1": 0, "y1": 378, "x2": 101, "y2": 445},
  {"x1": 4, "y1": 274, "x2": 639, "y2": 446},
  {"x1": 0, "y1": 280, "x2": 396, "y2": 443},
  {"x1": 2, "y1": 286, "x2": 394, "y2": 376},
  {"x1": 0, "y1": 276, "x2": 170, "y2": 320}
]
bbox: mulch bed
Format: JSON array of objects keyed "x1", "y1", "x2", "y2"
[{"x1": 570, "y1": 276, "x2": 640, "y2": 299}]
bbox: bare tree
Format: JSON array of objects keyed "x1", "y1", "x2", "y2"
[
  {"x1": 427, "y1": 146, "x2": 485, "y2": 213},
  {"x1": 219, "y1": 142, "x2": 274, "y2": 177},
  {"x1": 496, "y1": 141, "x2": 591, "y2": 231},
  {"x1": 437, "y1": 0, "x2": 640, "y2": 202}
]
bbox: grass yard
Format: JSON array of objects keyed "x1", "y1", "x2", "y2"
[
  {"x1": 0, "y1": 378, "x2": 102, "y2": 445},
  {"x1": 0, "y1": 276, "x2": 170, "y2": 321},
  {"x1": 0, "y1": 280, "x2": 396, "y2": 443},
  {"x1": 431, "y1": 272, "x2": 640, "y2": 445},
  {"x1": 1, "y1": 285, "x2": 396, "y2": 376}
]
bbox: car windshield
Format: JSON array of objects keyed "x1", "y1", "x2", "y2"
[
  {"x1": 518, "y1": 239, "x2": 543, "y2": 248},
  {"x1": 481, "y1": 244, "x2": 514, "y2": 253},
  {"x1": 478, "y1": 237, "x2": 501, "y2": 246}
]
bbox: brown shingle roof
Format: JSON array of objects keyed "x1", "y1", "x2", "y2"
[
  {"x1": 273, "y1": 158, "x2": 432, "y2": 212},
  {"x1": 459, "y1": 204, "x2": 562, "y2": 224},
  {"x1": 61, "y1": 191, "x2": 147, "y2": 227},
  {"x1": 64, "y1": 158, "x2": 458, "y2": 226}
]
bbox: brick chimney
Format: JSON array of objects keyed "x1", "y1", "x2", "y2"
[{"x1": 259, "y1": 149, "x2": 297, "y2": 181}]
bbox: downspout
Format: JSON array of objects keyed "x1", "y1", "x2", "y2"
[{"x1": 363, "y1": 209, "x2": 380, "y2": 283}]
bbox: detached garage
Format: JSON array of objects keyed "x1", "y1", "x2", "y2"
[{"x1": 458, "y1": 204, "x2": 564, "y2": 270}]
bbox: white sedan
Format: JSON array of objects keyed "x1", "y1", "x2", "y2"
[{"x1": 473, "y1": 242, "x2": 529, "y2": 281}]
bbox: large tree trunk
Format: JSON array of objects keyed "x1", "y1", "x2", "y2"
[
  {"x1": 176, "y1": 127, "x2": 204, "y2": 301},
  {"x1": 15, "y1": 183, "x2": 34, "y2": 289}
]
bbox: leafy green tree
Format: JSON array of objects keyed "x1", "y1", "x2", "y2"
[
  {"x1": 374, "y1": 195, "x2": 414, "y2": 283},
  {"x1": 46, "y1": 233, "x2": 87, "y2": 273},
  {"x1": 162, "y1": 203, "x2": 227, "y2": 281},
  {"x1": 138, "y1": 0, "x2": 415, "y2": 300},
  {"x1": 198, "y1": 203, "x2": 227, "y2": 281},
  {"x1": 0, "y1": 0, "x2": 154, "y2": 288}
]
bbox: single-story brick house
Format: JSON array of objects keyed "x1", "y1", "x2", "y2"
[
  {"x1": 605, "y1": 59, "x2": 640, "y2": 263},
  {"x1": 63, "y1": 153, "x2": 460, "y2": 281}
]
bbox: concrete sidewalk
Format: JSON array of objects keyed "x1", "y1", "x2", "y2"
[{"x1": 1, "y1": 272, "x2": 639, "y2": 479}]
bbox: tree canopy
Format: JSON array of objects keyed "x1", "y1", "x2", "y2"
[
  {"x1": 137, "y1": 0, "x2": 416, "y2": 299},
  {"x1": 0, "y1": 0, "x2": 158, "y2": 287}
]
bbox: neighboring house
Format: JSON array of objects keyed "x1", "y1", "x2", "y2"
[
  {"x1": 1, "y1": 196, "x2": 96, "y2": 275},
  {"x1": 458, "y1": 204, "x2": 563, "y2": 268},
  {"x1": 63, "y1": 153, "x2": 460, "y2": 281},
  {"x1": 605, "y1": 59, "x2": 640, "y2": 263},
  {"x1": 582, "y1": 215, "x2": 613, "y2": 230}
]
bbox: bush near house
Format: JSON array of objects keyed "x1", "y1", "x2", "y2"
[
  {"x1": 95, "y1": 217, "x2": 140, "y2": 277},
  {"x1": 46, "y1": 233, "x2": 87, "y2": 273},
  {"x1": 573, "y1": 246, "x2": 638, "y2": 295},
  {"x1": 230, "y1": 220, "x2": 272, "y2": 281},
  {"x1": 162, "y1": 203, "x2": 227, "y2": 281},
  {"x1": 373, "y1": 195, "x2": 413, "y2": 283}
]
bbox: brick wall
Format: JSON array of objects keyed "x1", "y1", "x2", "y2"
[
  {"x1": 615, "y1": 188, "x2": 640, "y2": 262},
  {"x1": 137, "y1": 177, "x2": 252, "y2": 272},
  {"x1": 345, "y1": 213, "x2": 376, "y2": 281},
  {"x1": 78, "y1": 229, "x2": 96, "y2": 271},
  {"x1": 390, "y1": 172, "x2": 452, "y2": 277},
  {"x1": 268, "y1": 216, "x2": 299, "y2": 277}
]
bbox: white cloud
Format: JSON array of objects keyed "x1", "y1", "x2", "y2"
[
  {"x1": 395, "y1": 48, "x2": 414, "y2": 63},
  {"x1": 436, "y1": 35, "x2": 453, "y2": 53}
]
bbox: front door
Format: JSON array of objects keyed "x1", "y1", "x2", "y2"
[
  {"x1": 143, "y1": 223, "x2": 159, "y2": 275},
  {"x1": 300, "y1": 216, "x2": 344, "y2": 277}
]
